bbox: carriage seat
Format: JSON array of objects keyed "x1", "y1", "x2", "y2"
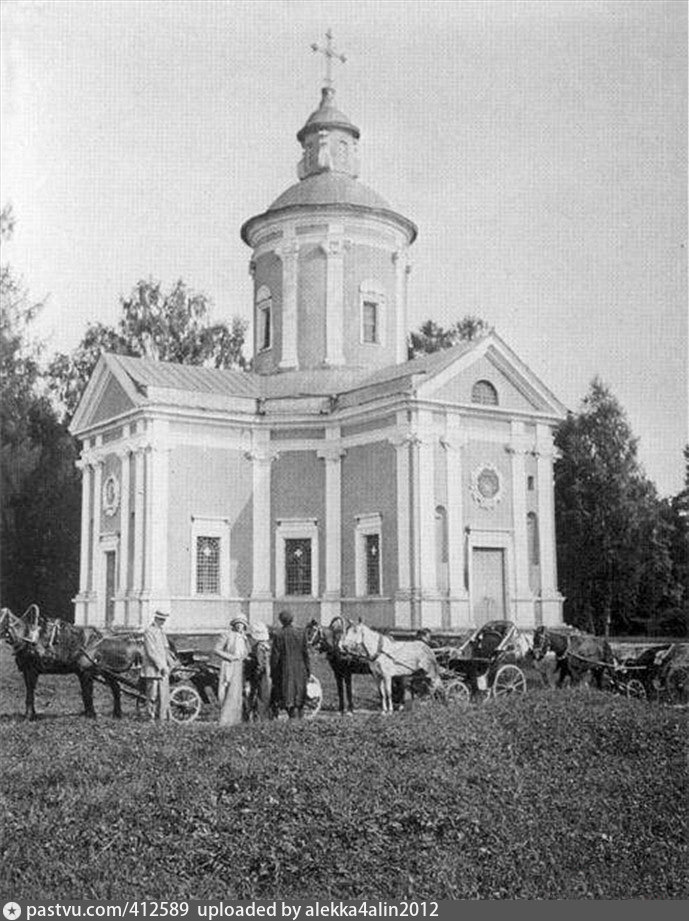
[{"x1": 472, "y1": 621, "x2": 511, "y2": 658}]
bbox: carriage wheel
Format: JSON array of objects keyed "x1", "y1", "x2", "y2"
[
  {"x1": 304, "y1": 675, "x2": 323, "y2": 719},
  {"x1": 491, "y1": 664, "x2": 527, "y2": 698},
  {"x1": 169, "y1": 683, "x2": 203, "y2": 723},
  {"x1": 444, "y1": 679, "x2": 471, "y2": 706},
  {"x1": 666, "y1": 667, "x2": 689, "y2": 705},
  {"x1": 625, "y1": 678, "x2": 647, "y2": 701}
]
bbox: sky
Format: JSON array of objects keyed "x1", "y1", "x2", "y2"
[{"x1": 1, "y1": 0, "x2": 687, "y2": 497}]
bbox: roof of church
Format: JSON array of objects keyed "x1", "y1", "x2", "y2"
[
  {"x1": 296, "y1": 88, "x2": 360, "y2": 143},
  {"x1": 71, "y1": 332, "x2": 567, "y2": 434},
  {"x1": 104, "y1": 337, "x2": 479, "y2": 403},
  {"x1": 267, "y1": 173, "x2": 391, "y2": 213}
]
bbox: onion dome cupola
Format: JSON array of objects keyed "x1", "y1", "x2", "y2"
[{"x1": 241, "y1": 32, "x2": 417, "y2": 374}]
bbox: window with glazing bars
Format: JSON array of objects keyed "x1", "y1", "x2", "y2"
[
  {"x1": 285, "y1": 538, "x2": 312, "y2": 595},
  {"x1": 362, "y1": 300, "x2": 378, "y2": 343},
  {"x1": 196, "y1": 536, "x2": 220, "y2": 594},
  {"x1": 365, "y1": 533, "x2": 381, "y2": 595}
]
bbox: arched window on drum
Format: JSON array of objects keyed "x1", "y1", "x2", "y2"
[
  {"x1": 471, "y1": 380, "x2": 498, "y2": 405},
  {"x1": 256, "y1": 285, "x2": 272, "y2": 352},
  {"x1": 435, "y1": 505, "x2": 449, "y2": 592}
]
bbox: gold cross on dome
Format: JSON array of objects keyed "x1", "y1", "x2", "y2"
[{"x1": 310, "y1": 29, "x2": 346, "y2": 86}]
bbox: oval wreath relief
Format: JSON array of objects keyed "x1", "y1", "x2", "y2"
[
  {"x1": 470, "y1": 463, "x2": 503, "y2": 510},
  {"x1": 102, "y1": 474, "x2": 121, "y2": 516}
]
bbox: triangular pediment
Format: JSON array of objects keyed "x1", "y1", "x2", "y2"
[
  {"x1": 69, "y1": 354, "x2": 144, "y2": 436},
  {"x1": 416, "y1": 333, "x2": 566, "y2": 419}
]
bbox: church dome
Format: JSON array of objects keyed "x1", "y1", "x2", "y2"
[
  {"x1": 267, "y1": 172, "x2": 391, "y2": 213},
  {"x1": 296, "y1": 91, "x2": 360, "y2": 143}
]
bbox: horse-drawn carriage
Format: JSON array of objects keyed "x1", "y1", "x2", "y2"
[
  {"x1": 432, "y1": 620, "x2": 529, "y2": 705},
  {"x1": 0, "y1": 605, "x2": 323, "y2": 722}
]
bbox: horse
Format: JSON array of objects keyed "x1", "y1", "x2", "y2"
[
  {"x1": 0, "y1": 605, "x2": 141, "y2": 720},
  {"x1": 305, "y1": 616, "x2": 373, "y2": 714},
  {"x1": 339, "y1": 620, "x2": 444, "y2": 714},
  {"x1": 532, "y1": 625, "x2": 614, "y2": 689}
]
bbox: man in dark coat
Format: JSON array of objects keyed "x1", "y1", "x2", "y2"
[{"x1": 270, "y1": 610, "x2": 310, "y2": 719}]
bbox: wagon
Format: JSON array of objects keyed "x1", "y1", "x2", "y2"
[
  {"x1": 168, "y1": 648, "x2": 324, "y2": 723},
  {"x1": 432, "y1": 620, "x2": 528, "y2": 705}
]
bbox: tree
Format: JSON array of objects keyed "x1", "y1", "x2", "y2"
[
  {"x1": 1, "y1": 206, "x2": 81, "y2": 615},
  {"x1": 49, "y1": 278, "x2": 248, "y2": 420},
  {"x1": 554, "y1": 378, "x2": 683, "y2": 636},
  {"x1": 408, "y1": 315, "x2": 490, "y2": 359}
]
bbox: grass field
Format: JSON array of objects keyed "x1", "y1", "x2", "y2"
[{"x1": 0, "y1": 643, "x2": 687, "y2": 901}]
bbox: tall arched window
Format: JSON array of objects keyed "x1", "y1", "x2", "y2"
[
  {"x1": 435, "y1": 505, "x2": 448, "y2": 592},
  {"x1": 527, "y1": 512, "x2": 540, "y2": 565},
  {"x1": 256, "y1": 285, "x2": 272, "y2": 352},
  {"x1": 471, "y1": 380, "x2": 498, "y2": 405}
]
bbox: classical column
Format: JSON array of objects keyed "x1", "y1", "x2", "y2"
[
  {"x1": 317, "y1": 434, "x2": 346, "y2": 624},
  {"x1": 536, "y1": 424, "x2": 564, "y2": 626},
  {"x1": 323, "y1": 231, "x2": 346, "y2": 367},
  {"x1": 507, "y1": 422, "x2": 533, "y2": 628},
  {"x1": 442, "y1": 423, "x2": 471, "y2": 628},
  {"x1": 279, "y1": 239, "x2": 300, "y2": 370},
  {"x1": 74, "y1": 453, "x2": 94, "y2": 625},
  {"x1": 132, "y1": 444, "x2": 146, "y2": 624},
  {"x1": 393, "y1": 249, "x2": 412, "y2": 364},
  {"x1": 91, "y1": 455, "x2": 104, "y2": 626},
  {"x1": 389, "y1": 430, "x2": 412, "y2": 628},
  {"x1": 116, "y1": 445, "x2": 131, "y2": 625},
  {"x1": 246, "y1": 433, "x2": 278, "y2": 624}
]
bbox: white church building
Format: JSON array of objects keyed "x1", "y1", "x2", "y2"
[{"x1": 70, "y1": 54, "x2": 566, "y2": 635}]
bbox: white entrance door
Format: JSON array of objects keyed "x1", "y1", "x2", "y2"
[{"x1": 472, "y1": 548, "x2": 506, "y2": 625}]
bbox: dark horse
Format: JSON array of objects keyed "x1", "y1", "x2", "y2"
[
  {"x1": 0, "y1": 605, "x2": 141, "y2": 720},
  {"x1": 532, "y1": 625, "x2": 614, "y2": 689},
  {"x1": 306, "y1": 616, "x2": 372, "y2": 714}
]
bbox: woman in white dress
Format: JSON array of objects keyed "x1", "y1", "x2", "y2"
[{"x1": 214, "y1": 614, "x2": 251, "y2": 726}]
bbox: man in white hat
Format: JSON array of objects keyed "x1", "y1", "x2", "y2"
[{"x1": 142, "y1": 609, "x2": 172, "y2": 721}]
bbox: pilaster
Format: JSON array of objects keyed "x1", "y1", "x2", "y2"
[
  {"x1": 145, "y1": 420, "x2": 172, "y2": 619},
  {"x1": 115, "y1": 441, "x2": 131, "y2": 625},
  {"x1": 245, "y1": 432, "x2": 279, "y2": 624},
  {"x1": 506, "y1": 422, "x2": 534, "y2": 628},
  {"x1": 279, "y1": 238, "x2": 300, "y2": 370},
  {"x1": 441, "y1": 423, "x2": 471, "y2": 628},
  {"x1": 74, "y1": 451, "x2": 95, "y2": 625},
  {"x1": 393, "y1": 249, "x2": 412, "y2": 364},
  {"x1": 317, "y1": 431, "x2": 346, "y2": 624},
  {"x1": 389, "y1": 421, "x2": 412, "y2": 629},
  {"x1": 536, "y1": 424, "x2": 564, "y2": 625},
  {"x1": 323, "y1": 230, "x2": 346, "y2": 367},
  {"x1": 412, "y1": 411, "x2": 442, "y2": 629},
  {"x1": 91, "y1": 449, "x2": 104, "y2": 626},
  {"x1": 132, "y1": 444, "x2": 147, "y2": 625}
]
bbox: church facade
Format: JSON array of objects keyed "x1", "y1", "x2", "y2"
[{"x1": 70, "y1": 74, "x2": 566, "y2": 635}]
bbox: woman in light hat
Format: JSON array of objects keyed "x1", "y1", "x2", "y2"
[{"x1": 214, "y1": 613, "x2": 250, "y2": 726}]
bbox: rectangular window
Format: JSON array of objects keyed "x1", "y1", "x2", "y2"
[
  {"x1": 196, "y1": 536, "x2": 221, "y2": 594},
  {"x1": 362, "y1": 301, "x2": 378, "y2": 343},
  {"x1": 365, "y1": 533, "x2": 381, "y2": 595},
  {"x1": 285, "y1": 538, "x2": 312, "y2": 595}
]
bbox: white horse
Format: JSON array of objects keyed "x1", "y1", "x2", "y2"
[{"x1": 339, "y1": 621, "x2": 444, "y2": 714}]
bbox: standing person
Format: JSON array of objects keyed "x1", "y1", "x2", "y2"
[
  {"x1": 214, "y1": 614, "x2": 251, "y2": 727},
  {"x1": 142, "y1": 610, "x2": 172, "y2": 721},
  {"x1": 247, "y1": 621, "x2": 272, "y2": 721},
  {"x1": 270, "y1": 610, "x2": 310, "y2": 719}
]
